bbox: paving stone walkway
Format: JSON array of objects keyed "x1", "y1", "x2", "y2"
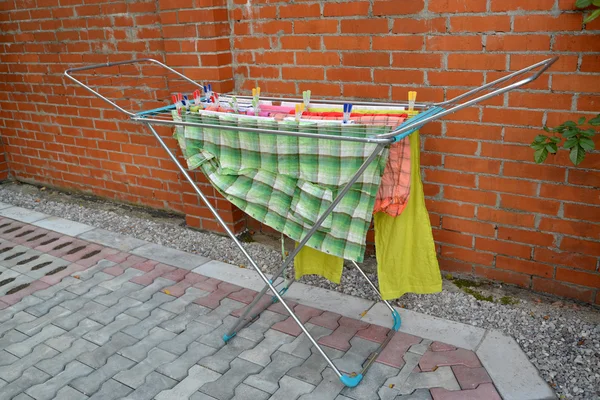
[{"x1": 0, "y1": 215, "x2": 510, "y2": 399}]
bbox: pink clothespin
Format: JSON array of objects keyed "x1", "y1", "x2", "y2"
[
  {"x1": 193, "y1": 89, "x2": 202, "y2": 105},
  {"x1": 171, "y1": 93, "x2": 183, "y2": 115}
]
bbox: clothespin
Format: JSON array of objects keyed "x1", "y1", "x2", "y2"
[
  {"x1": 193, "y1": 89, "x2": 202, "y2": 105},
  {"x1": 343, "y1": 103, "x2": 353, "y2": 124},
  {"x1": 303, "y1": 90, "x2": 311, "y2": 110},
  {"x1": 171, "y1": 93, "x2": 183, "y2": 116},
  {"x1": 182, "y1": 95, "x2": 189, "y2": 111},
  {"x1": 229, "y1": 96, "x2": 239, "y2": 113},
  {"x1": 408, "y1": 91, "x2": 417, "y2": 117},
  {"x1": 210, "y1": 92, "x2": 219, "y2": 105},
  {"x1": 295, "y1": 103, "x2": 305, "y2": 121},
  {"x1": 252, "y1": 87, "x2": 261, "y2": 115}
]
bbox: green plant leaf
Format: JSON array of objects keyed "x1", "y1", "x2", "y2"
[
  {"x1": 543, "y1": 126, "x2": 551, "y2": 132},
  {"x1": 570, "y1": 144, "x2": 586, "y2": 166},
  {"x1": 589, "y1": 116, "x2": 600, "y2": 126},
  {"x1": 563, "y1": 130, "x2": 579, "y2": 139},
  {"x1": 576, "y1": 0, "x2": 592, "y2": 7},
  {"x1": 550, "y1": 136, "x2": 561, "y2": 143},
  {"x1": 581, "y1": 129, "x2": 596, "y2": 137},
  {"x1": 593, "y1": 0, "x2": 600, "y2": 5},
  {"x1": 578, "y1": 116, "x2": 587, "y2": 125},
  {"x1": 564, "y1": 121, "x2": 577, "y2": 128},
  {"x1": 546, "y1": 143, "x2": 558, "y2": 153},
  {"x1": 535, "y1": 148, "x2": 549, "y2": 164},
  {"x1": 531, "y1": 143, "x2": 546, "y2": 150},
  {"x1": 564, "y1": 137, "x2": 579, "y2": 149},
  {"x1": 584, "y1": 8, "x2": 600, "y2": 23},
  {"x1": 579, "y1": 137, "x2": 595, "y2": 151}
]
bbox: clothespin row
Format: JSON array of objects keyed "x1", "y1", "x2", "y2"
[
  {"x1": 343, "y1": 103, "x2": 353, "y2": 124},
  {"x1": 295, "y1": 103, "x2": 305, "y2": 121},
  {"x1": 408, "y1": 91, "x2": 417, "y2": 117},
  {"x1": 302, "y1": 90, "x2": 311, "y2": 110},
  {"x1": 251, "y1": 87, "x2": 261, "y2": 115},
  {"x1": 203, "y1": 84, "x2": 212, "y2": 101}
]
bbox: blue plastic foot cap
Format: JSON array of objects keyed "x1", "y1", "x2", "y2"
[
  {"x1": 392, "y1": 309, "x2": 402, "y2": 331},
  {"x1": 340, "y1": 374, "x2": 363, "y2": 388},
  {"x1": 222, "y1": 332, "x2": 236, "y2": 343}
]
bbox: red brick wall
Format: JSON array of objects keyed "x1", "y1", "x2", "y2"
[
  {"x1": 0, "y1": 142, "x2": 9, "y2": 182},
  {"x1": 0, "y1": 0, "x2": 598, "y2": 304}
]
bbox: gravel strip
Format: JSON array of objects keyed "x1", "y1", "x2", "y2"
[{"x1": 0, "y1": 182, "x2": 598, "y2": 399}]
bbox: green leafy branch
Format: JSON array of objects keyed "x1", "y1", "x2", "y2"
[
  {"x1": 576, "y1": 0, "x2": 600, "y2": 23},
  {"x1": 531, "y1": 114, "x2": 599, "y2": 165}
]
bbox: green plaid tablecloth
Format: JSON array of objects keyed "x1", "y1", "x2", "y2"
[{"x1": 173, "y1": 111, "x2": 390, "y2": 262}]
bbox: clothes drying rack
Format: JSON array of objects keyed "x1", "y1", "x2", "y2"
[{"x1": 64, "y1": 56, "x2": 557, "y2": 387}]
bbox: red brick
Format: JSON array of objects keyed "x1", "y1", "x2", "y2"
[
  {"x1": 483, "y1": 108, "x2": 544, "y2": 126},
  {"x1": 504, "y1": 162, "x2": 566, "y2": 183},
  {"x1": 343, "y1": 84, "x2": 389, "y2": 99},
  {"x1": 479, "y1": 176, "x2": 537, "y2": 196},
  {"x1": 439, "y1": 257, "x2": 474, "y2": 274},
  {"x1": 445, "y1": 123, "x2": 503, "y2": 141},
  {"x1": 532, "y1": 277, "x2": 594, "y2": 303},
  {"x1": 256, "y1": 21, "x2": 293, "y2": 35},
  {"x1": 581, "y1": 55, "x2": 600, "y2": 72},
  {"x1": 442, "y1": 246, "x2": 494, "y2": 266},
  {"x1": 444, "y1": 187, "x2": 497, "y2": 207},
  {"x1": 327, "y1": 68, "x2": 372, "y2": 82},
  {"x1": 477, "y1": 238, "x2": 532, "y2": 259},
  {"x1": 428, "y1": 0, "x2": 486, "y2": 12},
  {"x1": 540, "y1": 184, "x2": 600, "y2": 206},
  {"x1": 445, "y1": 156, "x2": 501, "y2": 174},
  {"x1": 578, "y1": 95, "x2": 600, "y2": 112},
  {"x1": 556, "y1": 268, "x2": 600, "y2": 288},
  {"x1": 295, "y1": 20, "x2": 338, "y2": 34},
  {"x1": 448, "y1": 54, "x2": 506, "y2": 71},
  {"x1": 323, "y1": 36, "x2": 369, "y2": 50},
  {"x1": 553, "y1": 34, "x2": 600, "y2": 52},
  {"x1": 504, "y1": 127, "x2": 548, "y2": 145},
  {"x1": 498, "y1": 227, "x2": 556, "y2": 247},
  {"x1": 296, "y1": 52, "x2": 340, "y2": 66},
  {"x1": 426, "y1": 36, "x2": 482, "y2": 51},
  {"x1": 424, "y1": 170, "x2": 476, "y2": 188},
  {"x1": 510, "y1": 54, "x2": 578, "y2": 72},
  {"x1": 540, "y1": 218, "x2": 600, "y2": 241},
  {"x1": 373, "y1": 36, "x2": 424, "y2": 51},
  {"x1": 433, "y1": 229, "x2": 474, "y2": 248},
  {"x1": 424, "y1": 138, "x2": 479, "y2": 155},
  {"x1": 279, "y1": 3, "x2": 320, "y2": 18},
  {"x1": 450, "y1": 16, "x2": 511, "y2": 32},
  {"x1": 534, "y1": 248, "x2": 597, "y2": 271},
  {"x1": 373, "y1": 0, "x2": 424, "y2": 15},
  {"x1": 491, "y1": 0, "x2": 554, "y2": 11},
  {"x1": 514, "y1": 14, "x2": 583, "y2": 32},
  {"x1": 563, "y1": 203, "x2": 600, "y2": 223},
  {"x1": 323, "y1": 1, "x2": 370, "y2": 16},
  {"x1": 561, "y1": 237, "x2": 600, "y2": 257},
  {"x1": 474, "y1": 266, "x2": 532, "y2": 288},
  {"x1": 501, "y1": 194, "x2": 560, "y2": 216},
  {"x1": 373, "y1": 69, "x2": 424, "y2": 84},
  {"x1": 497, "y1": 256, "x2": 554, "y2": 278},
  {"x1": 281, "y1": 66, "x2": 324, "y2": 81},
  {"x1": 427, "y1": 200, "x2": 476, "y2": 218},
  {"x1": 392, "y1": 53, "x2": 442, "y2": 68},
  {"x1": 509, "y1": 92, "x2": 572, "y2": 111},
  {"x1": 478, "y1": 207, "x2": 536, "y2": 228},
  {"x1": 443, "y1": 217, "x2": 497, "y2": 237},
  {"x1": 341, "y1": 19, "x2": 388, "y2": 34},
  {"x1": 486, "y1": 35, "x2": 551, "y2": 51},
  {"x1": 392, "y1": 18, "x2": 446, "y2": 34}
]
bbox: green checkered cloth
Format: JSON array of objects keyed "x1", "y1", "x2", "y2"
[{"x1": 173, "y1": 111, "x2": 391, "y2": 262}]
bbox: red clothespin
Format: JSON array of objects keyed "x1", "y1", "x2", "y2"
[
  {"x1": 171, "y1": 93, "x2": 183, "y2": 115},
  {"x1": 210, "y1": 92, "x2": 219, "y2": 104},
  {"x1": 193, "y1": 89, "x2": 202, "y2": 105}
]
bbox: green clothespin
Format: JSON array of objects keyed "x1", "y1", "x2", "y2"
[
  {"x1": 303, "y1": 90, "x2": 311, "y2": 110},
  {"x1": 229, "y1": 96, "x2": 238, "y2": 113}
]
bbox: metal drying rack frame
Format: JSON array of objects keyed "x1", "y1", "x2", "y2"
[{"x1": 64, "y1": 56, "x2": 557, "y2": 388}]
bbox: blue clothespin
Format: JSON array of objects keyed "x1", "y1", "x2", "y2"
[{"x1": 343, "y1": 103, "x2": 353, "y2": 124}]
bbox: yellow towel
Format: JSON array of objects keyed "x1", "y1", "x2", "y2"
[
  {"x1": 294, "y1": 244, "x2": 344, "y2": 284},
  {"x1": 374, "y1": 131, "x2": 442, "y2": 300}
]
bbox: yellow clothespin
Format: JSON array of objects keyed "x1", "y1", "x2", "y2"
[{"x1": 408, "y1": 91, "x2": 417, "y2": 117}]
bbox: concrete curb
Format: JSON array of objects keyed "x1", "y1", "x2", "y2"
[{"x1": 2, "y1": 205, "x2": 557, "y2": 400}]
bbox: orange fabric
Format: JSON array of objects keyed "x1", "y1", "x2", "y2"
[{"x1": 373, "y1": 137, "x2": 411, "y2": 217}]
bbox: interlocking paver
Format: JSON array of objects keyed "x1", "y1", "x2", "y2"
[
  {"x1": 195, "y1": 281, "x2": 243, "y2": 309},
  {"x1": 200, "y1": 358, "x2": 263, "y2": 400},
  {"x1": 239, "y1": 329, "x2": 295, "y2": 367},
  {"x1": 87, "y1": 379, "x2": 132, "y2": 400},
  {"x1": 318, "y1": 317, "x2": 370, "y2": 352},
  {"x1": 79, "y1": 228, "x2": 147, "y2": 253},
  {"x1": 54, "y1": 386, "x2": 89, "y2": 400},
  {"x1": 200, "y1": 298, "x2": 245, "y2": 328},
  {"x1": 122, "y1": 371, "x2": 177, "y2": 400},
  {"x1": 377, "y1": 332, "x2": 423, "y2": 369},
  {"x1": 271, "y1": 304, "x2": 323, "y2": 337},
  {"x1": 77, "y1": 332, "x2": 138, "y2": 369},
  {"x1": 232, "y1": 383, "x2": 271, "y2": 400},
  {"x1": 333, "y1": 336, "x2": 381, "y2": 374},
  {"x1": 94, "y1": 282, "x2": 142, "y2": 307},
  {"x1": 157, "y1": 365, "x2": 221, "y2": 400},
  {"x1": 279, "y1": 323, "x2": 334, "y2": 359},
  {"x1": 430, "y1": 342, "x2": 457, "y2": 352},
  {"x1": 33, "y1": 277, "x2": 80, "y2": 300},
  {"x1": 0, "y1": 351, "x2": 19, "y2": 367},
  {"x1": 98, "y1": 268, "x2": 144, "y2": 291},
  {"x1": 429, "y1": 382, "x2": 502, "y2": 400},
  {"x1": 60, "y1": 287, "x2": 109, "y2": 311},
  {"x1": 198, "y1": 315, "x2": 242, "y2": 348},
  {"x1": 395, "y1": 367, "x2": 461, "y2": 395},
  {"x1": 15, "y1": 305, "x2": 70, "y2": 335},
  {"x1": 45, "y1": 319, "x2": 102, "y2": 351},
  {"x1": 119, "y1": 327, "x2": 176, "y2": 362},
  {"x1": 0, "y1": 367, "x2": 51, "y2": 400},
  {"x1": 157, "y1": 341, "x2": 216, "y2": 380},
  {"x1": 160, "y1": 287, "x2": 207, "y2": 314},
  {"x1": 26, "y1": 290, "x2": 77, "y2": 317},
  {"x1": 0, "y1": 344, "x2": 58, "y2": 382},
  {"x1": 236, "y1": 310, "x2": 288, "y2": 343},
  {"x1": 287, "y1": 346, "x2": 345, "y2": 386},
  {"x1": 130, "y1": 259, "x2": 159, "y2": 272},
  {"x1": 0, "y1": 297, "x2": 42, "y2": 323},
  {"x1": 159, "y1": 320, "x2": 216, "y2": 355},
  {"x1": 26, "y1": 361, "x2": 94, "y2": 400},
  {"x1": 128, "y1": 278, "x2": 173, "y2": 303},
  {"x1": 270, "y1": 375, "x2": 315, "y2": 400},
  {"x1": 53, "y1": 301, "x2": 107, "y2": 331},
  {"x1": 52, "y1": 239, "x2": 94, "y2": 260},
  {"x1": 66, "y1": 272, "x2": 113, "y2": 296},
  {"x1": 12, "y1": 393, "x2": 35, "y2": 400},
  {"x1": 103, "y1": 265, "x2": 124, "y2": 276},
  {"x1": 307, "y1": 311, "x2": 341, "y2": 330},
  {"x1": 75, "y1": 259, "x2": 115, "y2": 281},
  {"x1": 0, "y1": 311, "x2": 37, "y2": 337},
  {"x1": 162, "y1": 267, "x2": 189, "y2": 282},
  {"x1": 89, "y1": 296, "x2": 142, "y2": 325},
  {"x1": 122, "y1": 308, "x2": 175, "y2": 339},
  {"x1": 355, "y1": 324, "x2": 390, "y2": 344},
  {"x1": 160, "y1": 303, "x2": 210, "y2": 333},
  {"x1": 394, "y1": 389, "x2": 433, "y2": 399},
  {"x1": 342, "y1": 362, "x2": 400, "y2": 400},
  {"x1": 298, "y1": 367, "x2": 345, "y2": 400},
  {"x1": 113, "y1": 348, "x2": 177, "y2": 389},
  {"x1": 451, "y1": 365, "x2": 493, "y2": 390},
  {"x1": 83, "y1": 314, "x2": 139, "y2": 345},
  {"x1": 74, "y1": 248, "x2": 120, "y2": 269},
  {"x1": 130, "y1": 263, "x2": 176, "y2": 286},
  {"x1": 0, "y1": 329, "x2": 28, "y2": 352},
  {"x1": 35, "y1": 338, "x2": 98, "y2": 376},
  {"x1": 7, "y1": 324, "x2": 66, "y2": 357},
  {"x1": 40, "y1": 263, "x2": 88, "y2": 286},
  {"x1": 419, "y1": 349, "x2": 482, "y2": 372},
  {"x1": 198, "y1": 335, "x2": 257, "y2": 373},
  {"x1": 70, "y1": 354, "x2": 136, "y2": 395},
  {"x1": 1, "y1": 279, "x2": 50, "y2": 305},
  {"x1": 244, "y1": 351, "x2": 304, "y2": 394}
]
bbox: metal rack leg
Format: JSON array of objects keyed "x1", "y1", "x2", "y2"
[{"x1": 146, "y1": 123, "x2": 386, "y2": 386}]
